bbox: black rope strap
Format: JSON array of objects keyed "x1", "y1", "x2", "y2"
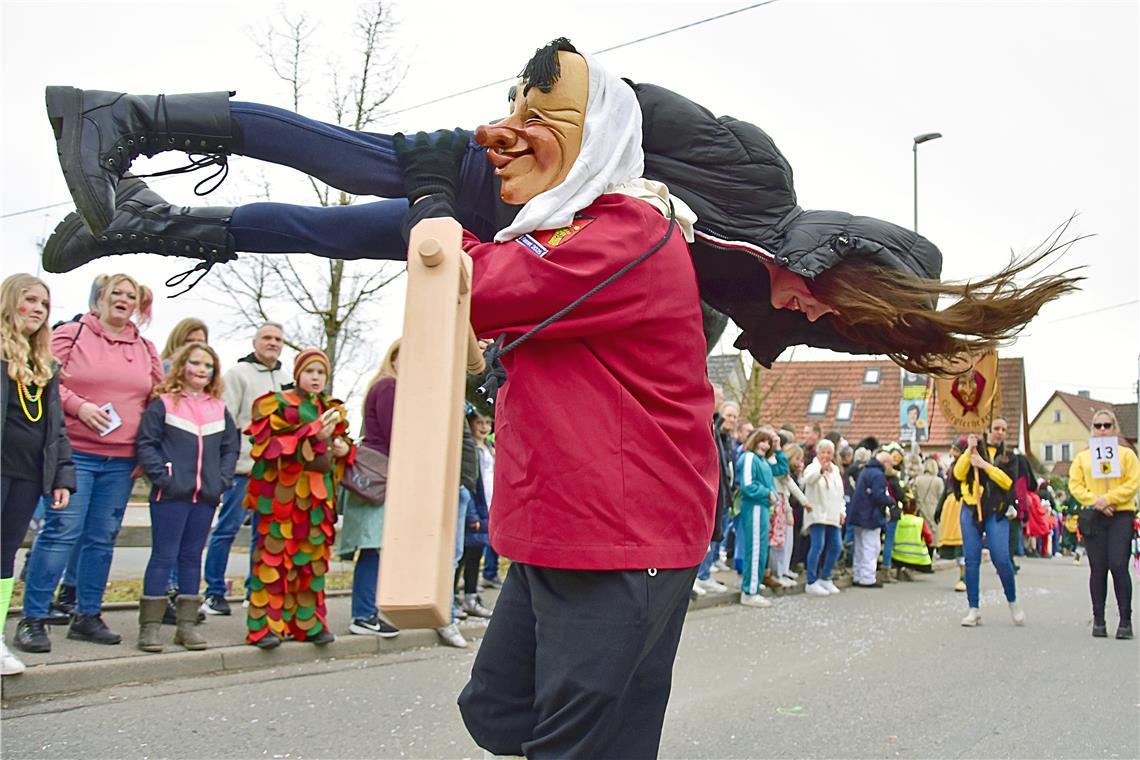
[{"x1": 478, "y1": 202, "x2": 677, "y2": 404}]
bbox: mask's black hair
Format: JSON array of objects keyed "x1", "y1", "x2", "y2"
[{"x1": 518, "y1": 37, "x2": 579, "y2": 96}]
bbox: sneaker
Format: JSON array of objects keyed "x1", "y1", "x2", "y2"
[
  {"x1": 691, "y1": 580, "x2": 707, "y2": 596},
  {"x1": 852, "y1": 581, "x2": 883, "y2": 589},
  {"x1": 805, "y1": 581, "x2": 830, "y2": 597},
  {"x1": 67, "y1": 613, "x2": 122, "y2": 645},
  {"x1": 462, "y1": 595, "x2": 494, "y2": 618},
  {"x1": 1, "y1": 638, "x2": 27, "y2": 675},
  {"x1": 436, "y1": 623, "x2": 468, "y2": 648},
  {"x1": 201, "y1": 594, "x2": 231, "y2": 616},
  {"x1": 1009, "y1": 601, "x2": 1026, "y2": 626},
  {"x1": 954, "y1": 579, "x2": 967, "y2": 592},
  {"x1": 740, "y1": 593, "x2": 773, "y2": 608},
  {"x1": 897, "y1": 567, "x2": 914, "y2": 582},
  {"x1": 349, "y1": 615, "x2": 401, "y2": 638},
  {"x1": 480, "y1": 576, "x2": 503, "y2": 590},
  {"x1": 1115, "y1": 622, "x2": 1133, "y2": 640},
  {"x1": 695, "y1": 577, "x2": 728, "y2": 594},
  {"x1": 782, "y1": 571, "x2": 799, "y2": 581},
  {"x1": 713, "y1": 559, "x2": 730, "y2": 572},
  {"x1": 961, "y1": 608, "x2": 982, "y2": 627},
  {"x1": 820, "y1": 579, "x2": 840, "y2": 595},
  {"x1": 13, "y1": 618, "x2": 51, "y2": 653},
  {"x1": 777, "y1": 577, "x2": 796, "y2": 589}
]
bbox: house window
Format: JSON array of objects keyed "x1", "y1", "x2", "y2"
[
  {"x1": 1060, "y1": 443, "x2": 1071, "y2": 461},
  {"x1": 835, "y1": 400, "x2": 854, "y2": 421},
  {"x1": 808, "y1": 390, "x2": 831, "y2": 416},
  {"x1": 1052, "y1": 410, "x2": 1062, "y2": 423},
  {"x1": 1043, "y1": 444, "x2": 1054, "y2": 462},
  {"x1": 863, "y1": 368, "x2": 880, "y2": 385}
]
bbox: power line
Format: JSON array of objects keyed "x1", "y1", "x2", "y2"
[
  {"x1": 2, "y1": 1, "x2": 781, "y2": 221},
  {"x1": 1038, "y1": 299, "x2": 1138, "y2": 325}
]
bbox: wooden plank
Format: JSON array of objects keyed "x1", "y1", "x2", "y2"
[{"x1": 378, "y1": 217, "x2": 484, "y2": 628}]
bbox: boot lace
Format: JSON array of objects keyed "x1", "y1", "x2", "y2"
[{"x1": 166, "y1": 250, "x2": 239, "y2": 297}]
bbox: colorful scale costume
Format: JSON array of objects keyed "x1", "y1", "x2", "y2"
[{"x1": 244, "y1": 389, "x2": 354, "y2": 644}]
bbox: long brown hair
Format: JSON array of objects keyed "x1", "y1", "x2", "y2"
[
  {"x1": 1, "y1": 274, "x2": 55, "y2": 386},
  {"x1": 152, "y1": 342, "x2": 224, "y2": 405},
  {"x1": 811, "y1": 224, "x2": 1084, "y2": 374},
  {"x1": 161, "y1": 317, "x2": 209, "y2": 360}
]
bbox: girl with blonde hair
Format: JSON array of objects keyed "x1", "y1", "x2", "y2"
[
  {"x1": 1, "y1": 274, "x2": 75, "y2": 675},
  {"x1": 16, "y1": 273, "x2": 163, "y2": 654},
  {"x1": 134, "y1": 343, "x2": 238, "y2": 651}
]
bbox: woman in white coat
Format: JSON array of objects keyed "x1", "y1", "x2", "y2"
[{"x1": 801, "y1": 440, "x2": 847, "y2": 596}]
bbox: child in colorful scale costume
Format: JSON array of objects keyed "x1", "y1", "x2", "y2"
[{"x1": 244, "y1": 349, "x2": 355, "y2": 648}]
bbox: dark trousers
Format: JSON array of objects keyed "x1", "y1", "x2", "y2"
[
  {"x1": 458, "y1": 562, "x2": 697, "y2": 759},
  {"x1": 455, "y1": 544, "x2": 483, "y2": 595},
  {"x1": 1084, "y1": 510, "x2": 1134, "y2": 624},
  {"x1": 1, "y1": 476, "x2": 41, "y2": 578},
  {"x1": 228, "y1": 102, "x2": 505, "y2": 258},
  {"x1": 143, "y1": 500, "x2": 215, "y2": 597}
]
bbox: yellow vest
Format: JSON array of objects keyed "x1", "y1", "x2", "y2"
[{"x1": 891, "y1": 514, "x2": 932, "y2": 566}]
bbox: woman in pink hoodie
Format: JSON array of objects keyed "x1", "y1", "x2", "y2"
[{"x1": 15, "y1": 274, "x2": 163, "y2": 654}]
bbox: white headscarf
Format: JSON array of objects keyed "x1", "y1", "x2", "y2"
[{"x1": 494, "y1": 53, "x2": 645, "y2": 243}]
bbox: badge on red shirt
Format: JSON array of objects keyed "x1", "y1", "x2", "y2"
[{"x1": 533, "y1": 214, "x2": 596, "y2": 249}]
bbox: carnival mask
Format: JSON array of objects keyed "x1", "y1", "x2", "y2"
[{"x1": 475, "y1": 49, "x2": 588, "y2": 205}]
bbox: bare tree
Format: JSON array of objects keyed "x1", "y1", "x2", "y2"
[{"x1": 207, "y1": 1, "x2": 407, "y2": 390}]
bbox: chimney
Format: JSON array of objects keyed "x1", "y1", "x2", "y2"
[{"x1": 1078, "y1": 390, "x2": 1091, "y2": 399}]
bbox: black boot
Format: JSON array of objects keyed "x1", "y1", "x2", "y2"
[
  {"x1": 42, "y1": 175, "x2": 236, "y2": 278},
  {"x1": 45, "y1": 86, "x2": 240, "y2": 235},
  {"x1": 67, "y1": 613, "x2": 123, "y2": 645},
  {"x1": 46, "y1": 584, "x2": 77, "y2": 625},
  {"x1": 1117, "y1": 621, "x2": 1133, "y2": 640}
]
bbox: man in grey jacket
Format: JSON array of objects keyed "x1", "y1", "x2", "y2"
[{"x1": 200, "y1": 322, "x2": 290, "y2": 615}]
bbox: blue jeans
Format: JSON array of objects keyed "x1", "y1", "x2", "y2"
[
  {"x1": 960, "y1": 508, "x2": 1017, "y2": 609},
  {"x1": 806, "y1": 524, "x2": 842, "y2": 584},
  {"x1": 143, "y1": 500, "x2": 215, "y2": 597},
  {"x1": 351, "y1": 548, "x2": 380, "y2": 620},
  {"x1": 696, "y1": 541, "x2": 718, "y2": 581},
  {"x1": 228, "y1": 103, "x2": 502, "y2": 257},
  {"x1": 201, "y1": 475, "x2": 249, "y2": 597},
  {"x1": 483, "y1": 543, "x2": 501, "y2": 580},
  {"x1": 881, "y1": 519, "x2": 899, "y2": 568},
  {"x1": 22, "y1": 452, "x2": 135, "y2": 617}
]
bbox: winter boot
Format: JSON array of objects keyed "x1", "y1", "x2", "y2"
[
  {"x1": 137, "y1": 596, "x2": 167, "y2": 652},
  {"x1": 42, "y1": 175, "x2": 236, "y2": 275},
  {"x1": 44, "y1": 86, "x2": 240, "y2": 235},
  {"x1": 172, "y1": 596, "x2": 208, "y2": 650}
]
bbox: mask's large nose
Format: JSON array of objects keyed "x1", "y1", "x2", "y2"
[{"x1": 475, "y1": 122, "x2": 516, "y2": 149}]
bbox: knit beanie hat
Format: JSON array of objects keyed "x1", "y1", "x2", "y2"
[{"x1": 293, "y1": 348, "x2": 331, "y2": 382}]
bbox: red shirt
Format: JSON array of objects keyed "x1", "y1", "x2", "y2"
[{"x1": 466, "y1": 194, "x2": 717, "y2": 569}]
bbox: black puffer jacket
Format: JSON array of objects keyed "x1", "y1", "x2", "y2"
[{"x1": 631, "y1": 81, "x2": 944, "y2": 366}]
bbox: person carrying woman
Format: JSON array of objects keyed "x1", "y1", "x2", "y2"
[
  {"x1": 340, "y1": 339, "x2": 400, "y2": 638},
  {"x1": 954, "y1": 432, "x2": 1023, "y2": 627},
  {"x1": 158, "y1": 317, "x2": 209, "y2": 373},
  {"x1": 801, "y1": 439, "x2": 846, "y2": 596},
  {"x1": 244, "y1": 349, "x2": 354, "y2": 649},
  {"x1": 15, "y1": 273, "x2": 163, "y2": 653},
  {"x1": 134, "y1": 342, "x2": 238, "y2": 651},
  {"x1": 1067, "y1": 410, "x2": 1139, "y2": 639},
  {"x1": 738, "y1": 428, "x2": 777, "y2": 608},
  {"x1": 0, "y1": 274, "x2": 75, "y2": 675}
]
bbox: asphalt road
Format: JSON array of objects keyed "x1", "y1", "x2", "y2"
[{"x1": 2, "y1": 557, "x2": 1137, "y2": 759}]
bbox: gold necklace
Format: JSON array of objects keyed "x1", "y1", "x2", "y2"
[{"x1": 16, "y1": 379, "x2": 43, "y2": 423}]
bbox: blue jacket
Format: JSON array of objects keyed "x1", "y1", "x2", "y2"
[
  {"x1": 136, "y1": 392, "x2": 239, "y2": 505},
  {"x1": 737, "y1": 450, "x2": 775, "y2": 512},
  {"x1": 847, "y1": 459, "x2": 894, "y2": 529}
]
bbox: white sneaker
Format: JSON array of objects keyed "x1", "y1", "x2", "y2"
[
  {"x1": 961, "y1": 608, "x2": 982, "y2": 627},
  {"x1": 1009, "y1": 601, "x2": 1026, "y2": 626},
  {"x1": 691, "y1": 580, "x2": 707, "y2": 596},
  {"x1": 782, "y1": 571, "x2": 799, "y2": 581},
  {"x1": 821, "y1": 579, "x2": 840, "y2": 595},
  {"x1": 805, "y1": 581, "x2": 830, "y2": 597},
  {"x1": 436, "y1": 623, "x2": 468, "y2": 648},
  {"x1": 1, "y1": 638, "x2": 26, "y2": 676},
  {"x1": 778, "y1": 577, "x2": 796, "y2": 588},
  {"x1": 695, "y1": 577, "x2": 728, "y2": 594},
  {"x1": 713, "y1": 559, "x2": 730, "y2": 572},
  {"x1": 740, "y1": 592, "x2": 773, "y2": 608}
]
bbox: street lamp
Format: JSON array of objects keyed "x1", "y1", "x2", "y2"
[{"x1": 912, "y1": 132, "x2": 942, "y2": 232}]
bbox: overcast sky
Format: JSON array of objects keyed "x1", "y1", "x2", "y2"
[{"x1": 2, "y1": 0, "x2": 1137, "y2": 420}]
